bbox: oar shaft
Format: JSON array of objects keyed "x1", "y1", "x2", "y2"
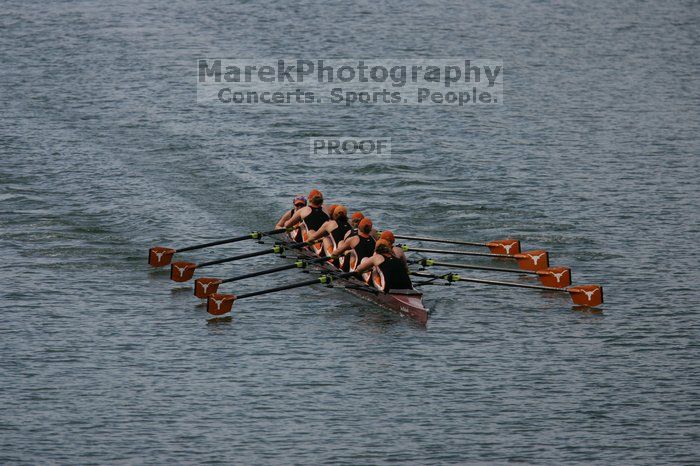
[
  {"x1": 425, "y1": 260, "x2": 536, "y2": 275},
  {"x1": 406, "y1": 247, "x2": 511, "y2": 259},
  {"x1": 236, "y1": 277, "x2": 323, "y2": 299},
  {"x1": 176, "y1": 227, "x2": 286, "y2": 253},
  {"x1": 394, "y1": 235, "x2": 486, "y2": 247},
  {"x1": 221, "y1": 263, "x2": 298, "y2": 284},
  {"x1": 220, "y1": 257, "x2": 329, "y2": 284},
  {"x1": 199, "y1": 249, "x2": 274, "y2": 268},
  {"x1": 198, "y1": 239, "x2": 316, "y2": 268},
  {"x1": 236, "y1": 271, "x2": 355, "y2": 300},
  {"x1": 411, "y1": 272, "x2": 564, "y2": 292}
]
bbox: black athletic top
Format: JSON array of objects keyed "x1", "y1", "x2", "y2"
[
  {"x1": 303, "y1": 206, "x2": 329, "y2": 231},
  {"x1": 378, "y1": 255, "x2": 413, "y2": 291},
  {"x1": 354, "y1": 235, "x2": 376, "y2": 264},
  {"x1": 331, "y1": 219, "x2": 352, "y2": 245}
]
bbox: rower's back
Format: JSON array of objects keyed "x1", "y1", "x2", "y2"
[
  {"x1": 378, "y1": 255, "x2": 413, "y2": 291},
  {"x1": 304, "y1": 205, "x2": 329, "y2": 231}
]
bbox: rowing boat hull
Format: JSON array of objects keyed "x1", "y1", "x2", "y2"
[{"x1": 276, "y1": 234, "x2": 429, "y2": 325}]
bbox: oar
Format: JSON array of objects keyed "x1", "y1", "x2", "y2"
[
  {"x1": 148, "y1": 227, "x2": 293, "y2": 267},
  {"x1": 411, "y1": 271, "x2": 603, "y2": 307},
  {"x1": 207, "y1": 271, "x2": 357, "y2": 315},
  {"x1": 393, "y1": 234, "x2": 521, "y2": 254},
  {"x1": 170, "y1": 239, "x2": 319, "y2": 283},
  {"x1": 193, "y1": 256, "x2": 331, "y2": 298},
  {"x1": 417, "y1": 258, "x2": 571, "y2": 288},
  {"x1": 402, "y1": 245, "x2": 550, "y2": 271}
]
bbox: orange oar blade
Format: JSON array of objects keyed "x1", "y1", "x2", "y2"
[
  {"x1": 487, "y1": 239, "x2": 521, "y2": 255},
  {"x1": 207, "y1": 293, "x2": 236, "y2": 315},
  {"x1": 514, "y1": 250, "x2": 549, "y2": 271},
  {"x1": 149, "y1": 247, "x2": 176, "y2": 267},
  {"x1": 536, "y1": 267, "x2": 571, "y2": 288},
  {"x1": 170, "y1": 261, "x2": 197, "y2": 282},
  {"x1": 194, "y1": 278, "x2": 222, "y2": 298},
  {"x1": 568, "y1": 285, "x2": 604, "y2": 306}
]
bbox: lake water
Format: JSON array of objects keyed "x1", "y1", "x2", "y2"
[{"x1": 1, "y1": 0, "x2": 699, "y2": 463}]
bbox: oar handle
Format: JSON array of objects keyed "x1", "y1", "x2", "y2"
[
  {"x1": 394, "y1": 234, "x2": 486, "y2": 247},
  {"x1": 176, "y1": 227, "x2": 288, "y2": 253}
]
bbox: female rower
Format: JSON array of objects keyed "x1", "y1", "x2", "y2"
[
  {"x1": 378, "y1": 230, "x2": 407, "y2": 266},
  {"x1": 306, "y1": 205, "x2": 353, "y2": 261},
  {"x1": 345, "y1": 211, "x2": 380, "y2": 240},
  {"x1": 284, "y1": 189, "x2": 330, "y2": 249},
  {"x1": 275, "y1": 195, "x2": 307, "y2": 241},
  {"x1": 332, "y1": 218, "x2": 376, "y2": 271},
  {"x1": 354, "y1": 239, "x2": 414, "y2": 292}
]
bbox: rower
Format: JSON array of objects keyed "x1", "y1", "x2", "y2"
[
  {"x1": 275, "y1": 195, "x2": 307, "y2": 242},
  {"x1": 332, "y1": 218, "x2": 376, "y2": 271},
  {"x1": 347, "y1": 211, "x2": 380, "y2": 240},
  {"x1": 284, "y1": 189, "x2": 330, "y2": 247},
  {"x1": 306, "y1": 205, "x2": 352, "y2": 262},
  {"x1": 354, "y1": 239, "x2": 414, "y2": 292},
  {"x1": 326, "y1": 204, "x2": 339, "y2": 218},
  {"x1": 378, "y1": 230, "x2": 407, "y2": 266}
]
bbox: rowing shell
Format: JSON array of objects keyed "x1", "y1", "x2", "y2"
[{"x1": 274, "y1": 233, "x2": 430, "y2": 325}]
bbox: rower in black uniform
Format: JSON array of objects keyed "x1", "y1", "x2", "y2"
[
  {"x1": 284, "y1": 189, "x2": 330, "y2": 251},
  {"x1": 275, "y1": 195, "x2": 307, "y2": 242},
  {"x1": 306, "y1": 205, "x2": 352, "y2": 264},
  {"x1": 354, "y1": 239, "x2": 414, "y2": 291},
  {"x1": 331, "y1": 218, "x2": 376, "y2": 271}
]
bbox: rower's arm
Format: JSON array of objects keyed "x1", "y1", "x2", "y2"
[
  {"x1": 332, "y1": 236, "x2": 356, "y2": 256},
  {"x1": 307, "y1": 227, "x2": 330, "y2": 242},
  {"x1": 284, "y1": 209, "x2": 304, "y2": 228},
  {"x1": 275, "y1": 211, "x2": 291, "y2": 229},
  {"x1": 355, "y1": 255, "x2": 382, "y2": 274}
]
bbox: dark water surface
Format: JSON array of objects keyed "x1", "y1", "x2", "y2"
[{"x1": 2, "y1": 0, "x2": 699, "y2": 464}]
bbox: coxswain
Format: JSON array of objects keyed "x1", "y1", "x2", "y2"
[
  {"x1": 284, "y1": 189, "x2": 330, "y2": 245},
  {"x1": 332, "y1": 217, "x2": 376, "y2": 271},
  {"x1": 354, "y1": 239, "x2": 414, "y2": 291}
]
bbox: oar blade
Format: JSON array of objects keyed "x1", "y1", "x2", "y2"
[
  {"x1": 536, "y1": 267, "x2": 571, "y2": 288},
  {"x1": 148, "y1": 247, "x2": 176, "y2": 267},
  {"x1": 193, "y1": 278, "x2": 222, "y2": 298},
  {"x1": 170, "y1": 261, "x2": 197, "y2": 282},
  {"x1": 514, "y1": 250, "x2": 549, "y2": 271},
  {"x1": 207, "y1": 293, "x2": 236, "y2": 315},
  {"x1": 568, "y1": 285, "x2": 604, "y2": 306},
  {"x1": 487, "y1": 239, "x2": 521, "y2": 255}
]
